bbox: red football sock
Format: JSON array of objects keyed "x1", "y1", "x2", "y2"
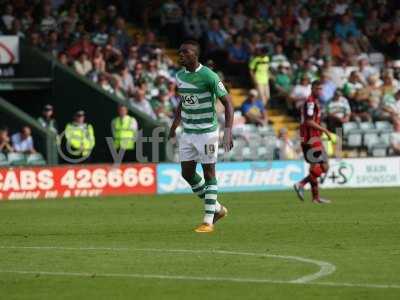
[{"x1": 309, "y1": 174, "x2": 320, "y2": 200}]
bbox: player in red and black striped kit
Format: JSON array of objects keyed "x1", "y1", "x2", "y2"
[{"x1": 294, "y1": 80, "x2": 333, "y2": 204}]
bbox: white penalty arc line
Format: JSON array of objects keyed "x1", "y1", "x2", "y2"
[
  {"x1": 0, "y1": 246, "x2": 399, "y2": 289},
  {"x1": 0, "y1": 246, "x2": 334, "y2": 284}
]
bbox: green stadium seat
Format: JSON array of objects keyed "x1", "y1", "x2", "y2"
[
  {"x1": 0, "y1": 153, "x2": 9, "y2": 166},
  {"x1": 26, "y1": 153, "x2": 46, "y2": 165},
  {"x1": 7, "y1": 152, "x2": 27, "y2": 165}
]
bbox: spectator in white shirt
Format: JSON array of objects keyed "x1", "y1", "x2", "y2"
[
  {"x1": 289, "y1": 75, "x2": 311, "y2": 112},
  {"x1": 130, "y1": 89, "x2": 156, "y2": 120},
  {"x1": 326, "y1": 90, "x2": 351, "y2": 131},
  {"x1": 275, "y1": 128, "x2": 299, "y2": 160},
  {"x1": 11, "y1": 126, "x2": 36, "y2": 154},
  {"x1": 297, "y1": 8, "x2": 311, "y2": 33},
  {"x1": 1, "y1": 4, "x2": 14, "y2": 31},
  {"x1": 40, "y1": 4, "x2": 57, "y2": 34},
  {"x1": 74, "y1": 51, "x2": 93, "y2": 76},
  {"x1": 119, "y1": 66, "x2": 135, "y2": 95}
]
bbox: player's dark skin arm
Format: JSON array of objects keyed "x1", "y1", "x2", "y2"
[
  {"x1": 168, "y1": 100, "x2": 182, "y2": 139},
  {"x1": 219, "y1": 95, "x2": 234, "y2": 151},
  {"x1": 305, "y1": 119, "x2": 332, "y2": 140}
]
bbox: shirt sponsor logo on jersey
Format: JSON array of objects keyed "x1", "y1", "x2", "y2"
[{"x1": 182, "y1": 94, "x2": 199, "y2": 106}]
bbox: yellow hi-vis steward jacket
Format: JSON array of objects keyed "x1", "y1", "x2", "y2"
[
  {"x1": 65, "y1": 122, "x2": 95, "y2": 156},
  {"x1": 111, "y1": 115, "x2": 137, "y2": 150}
]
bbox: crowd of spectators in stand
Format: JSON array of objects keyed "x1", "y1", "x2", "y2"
[
  {"x1": 0, "y1": 0, "x2": 182, "y2": 128},
  {"x1": 0, "y1": 126, "x2": 37, "y2": 155},
  {"x1": 1, "y1": 0, "x2": 400, "y2": 160},
  {"x1": 156, "y1": 0, "x2": 400, "y2": 156}
]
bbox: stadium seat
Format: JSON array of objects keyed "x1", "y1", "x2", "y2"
[
  {"x1": 375, "y1": 121, "x2": 394, "y2": 133},
  {"x1": 258, "y1": 125, "x2": 275, "y2": 137},
  {"x1": 363, "y1": 132, "x2": 380, "y2": 148},
  {"x1": 359, "y1": 122, "x2": 378, "y2": 133},
  {"x1": 368, "y1": 52, "x2": 385, "y2": 67},
  {"x1": 0, "y1": 153, "x2": 9, "y2": 166},
  {"x1": 347, "y1": 133, "x2": 362, "y2": 148},
  {"x1": 256, "y1": 147, "x2": 268, "y2": 160},
  {"x1": 370, "y1": 145, "x2": 388, "y2": 157},
  {"x1": 26, "y1": 153, "x2": 46, "y2": 165},
  {"x1": 343, "y1": 122, "x2": 359, "y2": 136},
  {"x1": 241, "y1": 147, "x2": 253, "y2": 161},
  {"x1": 379, "y1": 133, "x2": 391, "y2": 146},
  {"x1": 7, "y1": 152, "x2": 27, "y2": 165}
]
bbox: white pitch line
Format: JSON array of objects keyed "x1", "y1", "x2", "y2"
[
  {"x1": 0, "y1": 269, "x2": 399, "y2": 290},
  {"x1": 1, "y1": 246, "x2": 399, "y2": 289},
  {"x1": 0, "y1": 246, "x2": 335, "y2": 283}
]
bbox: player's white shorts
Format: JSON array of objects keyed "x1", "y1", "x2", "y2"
[{"x1": 179, "y1": 130, "x2": 219, "y2": 164}]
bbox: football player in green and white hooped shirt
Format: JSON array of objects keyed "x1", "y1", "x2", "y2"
[{"x1": 168, "y1": 40, "x2": 234, "y2": 233}]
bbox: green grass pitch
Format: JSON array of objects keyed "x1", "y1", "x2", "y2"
[{"x1": 0, "y1": 188, "x2": 399, "y2": 299}]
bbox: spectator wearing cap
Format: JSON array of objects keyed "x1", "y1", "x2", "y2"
[
  {"x1": 37, "y1": 105, "x2": 58, "y2": 134},
  {"x1": 74, "y1": 51, "x2": 93, "y2": 76},
  {"x1": 11, "y1": 126, "x2": 36, "y2": 154},
  {"x1": 64, "y1": 110, "x2": 95, "y2": 160},
  {"x1": 325, "y1": 90, "x2": 351, "y2": 131},
  {"x1": 249, "y1": 47, "x2": 270, "y2": 105},
  {"x1": 130, "y1": 89, "x2": 156, "y2": 120},
  {"x1": 241, "y1": 89, "x2": 266, "y2": 126},
  {"x1": 111, "y1": 105, "x2": 138, "y2": 162},
  {"x1": 0, "y1": 127, "x2": 13, "y2": 154}
]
